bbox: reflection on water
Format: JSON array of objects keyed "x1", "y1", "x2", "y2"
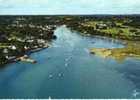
[
  {"x1": 115, "y1": 58, "x2": 140, "y2": 98},
  {"x1": 0, "y1": 26, "x2": 139, "y2": 98}
]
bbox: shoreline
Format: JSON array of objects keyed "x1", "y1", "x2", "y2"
[
  {"x1": 90, "y1": 43, "x2": 140, "y2": 62},
  {"x1": 1, "y1": 16, "x2": 140, "y2": 66},
  {"x1": 2, "y1": 44, "x2": 49, "y2": 65},
  {"x1": 1, "y1": 44, "x2": 50, "y2": 66},
  {"x1": 67, "y1": 25, "x2": 140, "y2": 41},
  {"x1": 14, "y1": 44, "x2": 49, "y2": 63}
]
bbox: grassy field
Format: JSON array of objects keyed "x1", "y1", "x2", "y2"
[
  {"x1": 90, "y1": 41, "x2": 140, "y2": 62},
  {"x1": 82, "y1": 21, "x2": 140, "y2": 39}
]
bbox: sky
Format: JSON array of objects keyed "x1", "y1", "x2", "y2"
[{"x1": 0, "y1": 0, "x2": 140, "y2": 15}]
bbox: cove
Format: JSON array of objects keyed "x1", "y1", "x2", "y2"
[{"x1": 0, "y1": 26, "x2": 140, "y2": 98}]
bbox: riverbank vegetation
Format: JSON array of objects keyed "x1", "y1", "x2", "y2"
[
  {"x1": 0, "y1": 15, "x2": 140, "y2": 65},
  {"x1": 65, "y1": 15, "x2": 140, "y2": 41},
  {"x1": 90, "y1": 42, "x2": 140, "y2": 62},
  {"x1": 0, "y1": 16, "x2": 57, "y2": 65},
  {"x1": 61, "y1": 15, "x2": 140, "y2": 61}
]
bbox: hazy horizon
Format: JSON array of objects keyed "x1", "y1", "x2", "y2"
[{"x1": 0, "y1": 0, "x2": 140, "y2": 15}]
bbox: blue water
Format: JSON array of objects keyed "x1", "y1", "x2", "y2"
[{"x1": 0, "y1": 26, "x2": 140, "y2": 98}]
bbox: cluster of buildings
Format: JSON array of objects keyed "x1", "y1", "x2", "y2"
[{"x1": 0, "y1": 17, "x2": 57, "y2": 64}]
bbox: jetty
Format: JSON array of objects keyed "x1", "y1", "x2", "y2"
[{"x1": 17, "y1": 55, "x2": 37, "y2": 63}]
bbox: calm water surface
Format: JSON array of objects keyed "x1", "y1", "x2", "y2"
[{"x1": 0, "y1": 26, "x2": 140, "y2": 98}]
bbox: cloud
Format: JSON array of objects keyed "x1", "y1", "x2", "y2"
[
  {"x1": 0, "y1": 0, "x2": 140, "y2": 14},
  {"x1": 0, "y1": 0, "x2": 48, "y2": 8}
]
